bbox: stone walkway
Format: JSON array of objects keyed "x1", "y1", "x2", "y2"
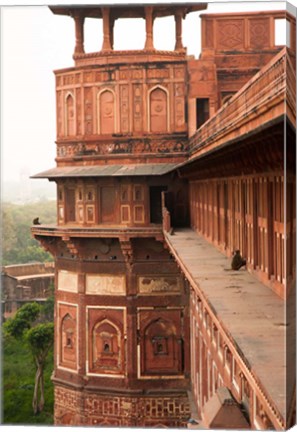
[{"x1": 164, "y1": 228, "x2": 290, "y2": 421}]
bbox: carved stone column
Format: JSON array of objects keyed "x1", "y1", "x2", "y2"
[
  {"x1": 109, "y1": 17, "x2": 115, "y2": 50},
  {"x1": 174, "y1": 10, "x2": 184, "y2": 51},
  {"x1": 73, "y1": 12, "x2": 85, "y2": 54},
  {"x1": 101, "y1": 7, "x2": 112, "y2": 51},
  {"x1": 144, "y1": 6, "x2": 154, "y2": 50}
]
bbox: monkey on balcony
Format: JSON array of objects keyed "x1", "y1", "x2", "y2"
[{"x1": 231, "y1": 250, "x2": 246, "y2": 270}]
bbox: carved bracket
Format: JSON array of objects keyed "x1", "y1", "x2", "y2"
[
  {"x1": 35, "y1": 235, "x2": 57, "y2": 256},
  {"x1": 120, "y1": 240, "x2": 133, "y2": 267},
  {"x1": 62, "y1": 236, "x2": 80, "y2": 257}
]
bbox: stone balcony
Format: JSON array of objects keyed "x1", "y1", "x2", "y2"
[
  {"x1": 188, "y1": 47, "x2": 293, "y2": 160},
  {"x1": 164, "y1": 227, "x2": 294, "y2": 430},
  {"x1": 32, "y1": 224, "x2": 164, "y2": 242},
  {"x1": 73, "y1": 49, "x2": 188, "y2": 67}
]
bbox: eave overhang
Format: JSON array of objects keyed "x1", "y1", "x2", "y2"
[
  {"x1": 49, "y1": 3, "x2": 207, "y2": 19},
  {"x1": 31, "y1": 163, "x2": 178, "y2": 179}
]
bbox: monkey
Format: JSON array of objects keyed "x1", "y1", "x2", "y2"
[
  {"x1": 33, "y1": 217, "x2": 41, "y2": 225},
  {"x1": 231, "y1": 250, "x2": 246, "y2": 270}
]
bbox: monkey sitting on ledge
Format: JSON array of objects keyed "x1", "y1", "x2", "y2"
[
  {"x1": 231, "y1": 250, "x2": 246, "y2": 270},
  {"x1": 33, "y1": 217, "x2": 41, "y2": 225}
]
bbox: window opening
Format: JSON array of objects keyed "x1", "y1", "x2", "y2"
[
  {"x1": 196, "y1": 98, "x2": 209, "y2": 129},
  {"x1": 154, "y1": 16, "x2": 175, "y2": 50},
  {"x1": 84, "y1": 18, "x2": 103, "y2": 53},
  {"x1": 114, "y1": 18, "x2": 145, "y2": 50},
  {"x1": 275, "y1": 19, "x2": 291, "y2": 47}
]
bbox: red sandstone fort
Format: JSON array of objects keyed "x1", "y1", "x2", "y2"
[{"x1": 31, "y1": 2, "x2": 296, "y2": 429}]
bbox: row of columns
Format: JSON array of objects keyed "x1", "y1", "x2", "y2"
[{"x1": 73, "y1": 6, "x2": 185, "y2": 54}]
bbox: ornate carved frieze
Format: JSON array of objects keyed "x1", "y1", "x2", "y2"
[
  {"x1": 54, "y1": 385, "x2": 190, "y2": 427},
  {"x1": 56, "y1": 137, "x2": 188, "y2": 158},
  {"x1": 86, "y1": 274, "x2": 126, "y2": 295},
  {"x1": 138, "y1": 275, "x2": 182, "y2": 295}
]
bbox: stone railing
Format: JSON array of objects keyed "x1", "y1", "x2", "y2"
[
  {"x1": 73, "y1": 49, "x2": 187, "y2": 67},
  {"x1": 286, "y1": 52, "x2": 296, "y2": 124},
  {"x1": 189, "y1": 48, "x2": 287, "y2": 155},
  {"x1": 162, "y1": 191, "x2": 172, "y2": 234}
]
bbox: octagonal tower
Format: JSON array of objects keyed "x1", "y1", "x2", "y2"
[{"x1": 32, "y1": 3, "x2": 206, "y2": 426}]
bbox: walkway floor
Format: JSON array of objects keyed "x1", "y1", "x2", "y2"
[{"x1": 164, "y1": 228, "x2": 291, "y2": 421}]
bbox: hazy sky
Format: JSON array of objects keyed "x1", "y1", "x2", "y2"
[{"x1": 1, "y1": 0, "x2": 295, "y2": 186}]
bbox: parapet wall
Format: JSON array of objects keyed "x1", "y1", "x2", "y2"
[{"x1": 3, "y1": 262, "x2": 54, "y2": 278}]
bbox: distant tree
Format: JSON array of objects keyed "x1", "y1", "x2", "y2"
[
  {"x1": 25, "y1": 323, "x2": 54, "y2": 414},
  {"x1": 3, "y1": 302, "x2": 54, "y2": 415},
  {"x1": 2, "y1": 208, "x2": 17, "y2": 255},
  {"x1": 3, "y1": 302, "x2": 41, "y2": 339},
  {"x1": 2, "y1": 201, "x2": 56, "y2": 266},
  {"x1": 41, "y1": 283, "x2": 55, "y2": 322}
]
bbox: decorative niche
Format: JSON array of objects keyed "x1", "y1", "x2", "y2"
[
  {"x1": 88, "y1": 308, "x2": 125, "y2": 375},
  {"x1": 139, "y1": 310, "x2": 184, "y2": 377}
]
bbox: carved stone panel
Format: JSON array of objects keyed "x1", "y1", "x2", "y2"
[
  {"x1": 86, "y1": 274, "x2": 126, "y2": 295},
  {"x1": 138, "y1": 275, "x2": 182, "y2": 295},
  {"x1": 84, "y1": 87, "x2": 93, "y2": 135},
  {"x1": 147, "y1": 68, "x2": 170, "y2": 79},
  {"x1": 249, "y1": 18, "x2": 270, "y2": 49},
  {"x1": 120, "y1": 85, "x2": 129, "y2": 133},
  {"x1": 87, "y1": 307, "x2": 125, "y2": 375},
  {"x1": 174, "y1": 84, "x2": 185, "y2": 128},
  {"x1": 133, "y1": 84, "x2": 143, "y2": 132},
  {"x1": 174, "y1": 67, "x2": 185, "y2": 79},
  {"x1": 134, "y1": 205, "x2": 145, "y2": 223},
  {"x1": 217, "y1": 19, "x2": 244, "y2": 50},
  {"x1": 205, "y1": 19, "x2": 214, "y2": 48},
  {"x1": 58, "y1": 270, "x2": 78, "y2": 293},
  {"x1": 100, "y1": 186, "x2": 116, "y2": 223},
  {"x1": 76, "y1": 88, "x2": 82, "y2": 135},
  {"x1": 57, "y1": 90, "x2": 63, "y2": 138}
]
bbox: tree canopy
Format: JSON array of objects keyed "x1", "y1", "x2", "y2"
[
  {"x1": 2, "y1": 200, "x2": 56, "y2": 265},
  {"x1": 3, "y1": 302, "x2": 54, "y2": 415}
]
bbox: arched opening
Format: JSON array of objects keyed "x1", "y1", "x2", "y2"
[
  {"x1": 97, "y1": 89, "x2": 116, "y2": 134},
  {"x1": 142, "y1": 318, "x2": 182, "y2": 375},
  {"x1": 149, "y1": 87, "x2": 168, "y2": 133},
  {"x1": 61, "y1": 313, "x2": 76, "y2": 366},
  {"x1": 65, "y1": 93, "x2": 75, "y2": 136},
  {"x1": 91, "y1": 319, "x2": 123, "y2": 373}
]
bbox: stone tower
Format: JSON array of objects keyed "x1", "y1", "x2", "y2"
[
  {"x1": 32, "y1": 3, "x2": 206, "y2": 427},
  {"x1": 32, "y1": 2, "x2": 296, "y2": 429}
]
